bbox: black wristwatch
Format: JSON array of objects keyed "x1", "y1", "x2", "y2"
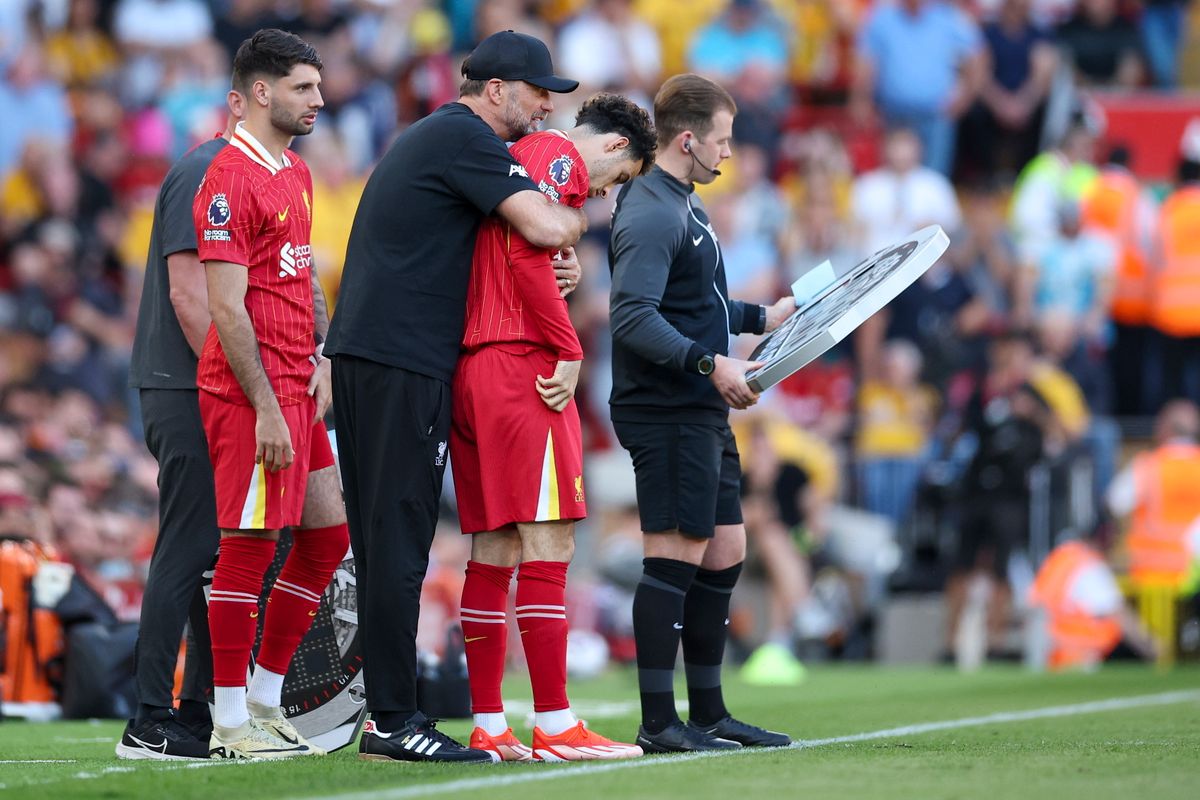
[{"x1": 697, "y1": 353, "x2": 716, "y2": 376}]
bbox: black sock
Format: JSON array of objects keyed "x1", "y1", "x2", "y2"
[
  {"x1": 136, "y1": 703, "x2": 171, "y2": 726},
  {"x1": 633, "y1": 557, "x2": 698, "y2": 735},
  {"x1": 682, "y1": 562, "x2": 742, "y2": 726},
  {"x1": 177, "y1": 699, "x2": 211, "y2": 728}
]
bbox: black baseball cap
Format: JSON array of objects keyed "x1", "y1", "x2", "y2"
[{"x1": 463, "y1": 30, "x2": 579, "y2": 93}]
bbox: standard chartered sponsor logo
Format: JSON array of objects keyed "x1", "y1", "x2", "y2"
[{"x1": 279, "y1": 242, "x2": 313, "y2": 277}]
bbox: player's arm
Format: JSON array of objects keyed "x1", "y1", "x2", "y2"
[
  {"x1": 507, "y1": 228, "x2": 584, "y2": 412},
  {"x1": 206, "y1": 260, "x2": 293, "y2": 472},
  {"x1": 496, "y1": 190, "x2": 587, "y2": 250},
  {"x1": 610, "y1": 205, "x2": 760, "y2": 409},
  {"x1": 167, "y1": 251, "x2": 210, "y2": 357}
]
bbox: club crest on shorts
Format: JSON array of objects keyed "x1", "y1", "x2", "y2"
[
  {"x1": 207, "y1": 193, "x2": 231, "y2": 226},
  {"x1": 548, "y1": 154, "x2": 573, "y2": 187},
  {"x1": 574, "y1": 474, "x2": 584, "y2": 502},
  {"x1": 435, "y1": 440, "x2": 447, "y2": 467}
]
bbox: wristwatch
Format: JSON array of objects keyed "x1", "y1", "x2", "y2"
[{"x1": 697, "y1": 353, "x2": 716, "y2": 376}]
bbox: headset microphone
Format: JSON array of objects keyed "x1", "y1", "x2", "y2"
[{"x1": 685, "y1": 138, "x2": 721, "y2": 177}]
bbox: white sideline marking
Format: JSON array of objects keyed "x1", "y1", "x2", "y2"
[
  {"x1": 0, "y1": 760, "x2": 78, "y2": 764},
  {"x1": 305, "y1": 689, "x2": 1200, "y2": 800}
]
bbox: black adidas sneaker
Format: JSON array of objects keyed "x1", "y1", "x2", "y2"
[
  {"x1": 358, "y1": 713, "x2": 496, "y2": 763},
  {"x1": 687, "y1": 715, "x2": 791, "y2": 747},
  {"x1": 115, "y1": 709, "x2": 211, "y2": 760}
]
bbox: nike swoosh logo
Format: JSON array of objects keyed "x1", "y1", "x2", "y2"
[
  {"x1": 464, "y1": 636, "x2": 487, "y2": 643},
  {"x1": 129, "y1": 734, "x2": 168, "y2": 753},
  {"x1": 278, "y1": 207, "x2": 289, "y2": 222},
  {"x1": 672, "y1": 622, "x2": 683, "y2": 630},
  {"x1": 277, "y1": 731, "x2": 299, "y2": 745},
  {"x1": 692, "y1": 235, "x2": 703, "y2": 247}
]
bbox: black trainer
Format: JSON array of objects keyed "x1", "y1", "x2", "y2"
[
  {"x1": 635, "y1": 720, "x2": 741, "y2": 753},
  {"x1": 115, "y1": 709, "x2": 211, "y2": 760},
  {"x1": 688, "y1": 715, "x2": 791, "y2": 747},
  {"x1": 359, "y1": 713, "x2": 496, "y2": 763}
]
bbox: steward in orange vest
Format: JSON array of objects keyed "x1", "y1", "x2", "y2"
[
  {"x1": 1106, "y1": 400, "x2": 1200, "y2": 590},
  {"x1": 1029, "y1": 540, "x2": 1124, "y2": 670},
  {"x1": 1149, "y1": 162, "x2": 1200, "y2": 338},
  {"x1": 1081, "y1": 154, "x2": 1154, "y2": 326}
]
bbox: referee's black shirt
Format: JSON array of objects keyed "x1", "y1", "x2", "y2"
[
  {"x1": 325, "y1": 102, "x2": 537, "y2": 382},
  {"x1": 608, "y1": 165, "x2": 766, "y2": 425}
]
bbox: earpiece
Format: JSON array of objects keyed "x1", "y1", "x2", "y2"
[{"x1": 684, "y1": 140, "x2": 692, "y2": 152}]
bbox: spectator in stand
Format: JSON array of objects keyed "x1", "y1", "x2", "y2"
[
  {"x1": 1139, "y1": 0, "x2": 1193, "y2": 89},
  {"x1": 558, "y1": 0, "x2": 663, "y2": 97},
  {"x1": 851, "y1": 0, "x2": 986, "y2": 177},
  {"x1": 708, "y1": 193, "x2": 778, "y2": 306},
  {"x1": 0, "y1": 42, "x2": 74, "y2": 182},
  {"x1": 1014, "y1": 199, "x2": 1115, "y2": 344},
  {"x1": 1010, "y1": 121, "x2": 1098, "y2": 255},
  {"x1": 688, "y1": 0, "x2": 789, "y2": 85},
  {"x1": 1056, "y1": 0, "x2": 1145, "y2": 88},
  {"x1": 44, "y1": 0, "x2": 121, "y2": 91},
  {"x1": 851, "y1": 126, "x2": 962, "y2": 257},
  {"x1": 951, "y1": 178, "x2": 1019, "y2": 338},
  {"x1": 958, "y1": 0, "x2": 1058, "y2": 180},
  {"x1": 854, "y1": 339, "x2": 938, "y2": 526},
  {"x1": 782, "y1": 179, "x2": 858, "y2": 288}
]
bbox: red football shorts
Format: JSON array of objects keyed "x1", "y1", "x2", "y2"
[
  {"x1": 199, "y1": 391, "x2": 335, "y2": 530},
  {"x1": 451, "y1": 346, "x2": 587, "y2": 534}
]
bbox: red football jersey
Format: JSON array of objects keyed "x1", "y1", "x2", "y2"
[
  {"x1": 193, "y1": 124, "x2": 315, "y2": 406},
  {"x1": 462, "y1": 131, "x2": 589, "y2": 360}
]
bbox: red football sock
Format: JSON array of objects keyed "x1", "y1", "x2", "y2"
[
  {"x1": 256, "y1": 523, "x2": 349, "y2": 675},
  {"x1": 460, "y1": 561, "x2": 514, "y2": 714},
  {"x1": 516, "y1": 560, "x2": 569, "y2": 713},
  {"x1": 209, "y1": 536, "x2": 277, "y2": 687}
]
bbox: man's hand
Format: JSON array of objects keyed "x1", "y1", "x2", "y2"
[
  {"x1": 308, "y1": 354, "x2": 332, "y2": 422},
  {"x1": 255, "y1": 406, "x2": 293, "y2": 472},
  {"x1": 555, "y1": 246, "x2": 582, "y2": 297},
  {"x1": 710, "y1": 354, "x2": 763, "y2": 410},
  {"x1": 764, "y1": 296, "x2": 797, "y2": 333},
  {"x1": 536, "y1": 359, "x2": 582, "y2": 412}
]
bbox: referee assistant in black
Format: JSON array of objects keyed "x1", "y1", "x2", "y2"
[
  {"x1": 609, "y1": 74, "x2": 796, "y2": 753},
  {"x1": 120, "y1": 93, "x2": 246, "y2": 760},
  {"x1": 324, "y1": 31, "x2": 585, "y2": 763}
]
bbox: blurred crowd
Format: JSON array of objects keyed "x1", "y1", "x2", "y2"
[{"x1": 2, "y1": 0, "x2": 1199, "y2": 674}]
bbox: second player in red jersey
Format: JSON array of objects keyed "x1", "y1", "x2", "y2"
[{"x1": 451, "y1": 95, "x2": 657, "y2": 762}]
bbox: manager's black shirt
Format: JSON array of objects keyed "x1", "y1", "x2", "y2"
[
  {"x1": 325, "y1": 102, "x2": 536, "y2": 382},
  {"x1": 129, "y1": 136, "x2": 228, "y2": 390},
  {"x1": 608, "y1": 166, "x2": 765, "y2": 424}
]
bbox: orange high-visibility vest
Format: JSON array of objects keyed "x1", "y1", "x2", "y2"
[
  {"x1": 1082, "y1": 169, "x2": 1150, "y2": 325},
  {"x1": 1029, "y1": 541, "x2": 1123, "y2": 670},
  {"x1": 1129, "y1": 442, "x2": 1200, "y2": 588},
  {"x1": 1150, "y1": 186, "x2": 1200, "y2": 337}
]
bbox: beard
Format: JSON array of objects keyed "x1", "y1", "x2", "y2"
[
  {"x1": 501, "y1": 92, "x2": 537, "y2": 141},
  {"x1": 271, "y1": 104, "x2": 314, "y2": 138}
]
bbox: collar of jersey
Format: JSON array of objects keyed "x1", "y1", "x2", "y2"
[
  {"x1": 649, "y1": 164, "x2": 692, "y2": 197},
  {"x1": 230, "y1": 121, "x2": 292, "y2": 175}
]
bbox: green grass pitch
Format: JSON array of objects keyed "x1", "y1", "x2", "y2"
[{"x1": 1, "y1": 665, "x2": 1197, "y2": 799}]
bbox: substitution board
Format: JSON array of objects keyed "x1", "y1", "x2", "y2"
[{"x1": 746, "y1": 224, "x2": 950, "y2": 393}]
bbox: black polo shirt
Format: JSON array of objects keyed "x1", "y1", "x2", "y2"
[
  {"x1": 129, "y1": 136, "x2": 228, "y2": 389},
  {"x1": 324, "y1": 102, "x2": 537, "y2": 382}
]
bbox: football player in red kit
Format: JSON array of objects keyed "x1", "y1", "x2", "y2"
[
  {"x1": 194, "y1": 29, "x2": 349, "y2": 759},
  {"x1": 452, "y1": 94, "x2": 656, "y2": 761}
]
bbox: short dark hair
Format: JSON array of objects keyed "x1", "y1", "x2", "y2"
[
  {"x1": 574, "y1": 93, "x2": 657, "y2": 175},
  {"x1": 652, "y1": 74, "x2": 736, "y2": 149},
  {"x1": 232, "y1": 29, "x2": 322, "y2": 95}
]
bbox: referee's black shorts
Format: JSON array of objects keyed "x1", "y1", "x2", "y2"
[{"x1": 613, "y1": 420, "x2": 743, "y2": 539}]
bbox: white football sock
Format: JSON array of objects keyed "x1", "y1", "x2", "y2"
[
  {"x1": 246, "y1": 667, "x2": 286, "y2": 709},
  {"x1": 214, "y1": 686, "x2": 248, "y2": 729},
  {"x1": 535, "y1": 708, "x2": 577, "y2": 736},
  {"x1": 474, "y1": 712, "x2": 509, "y2": 736}
]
